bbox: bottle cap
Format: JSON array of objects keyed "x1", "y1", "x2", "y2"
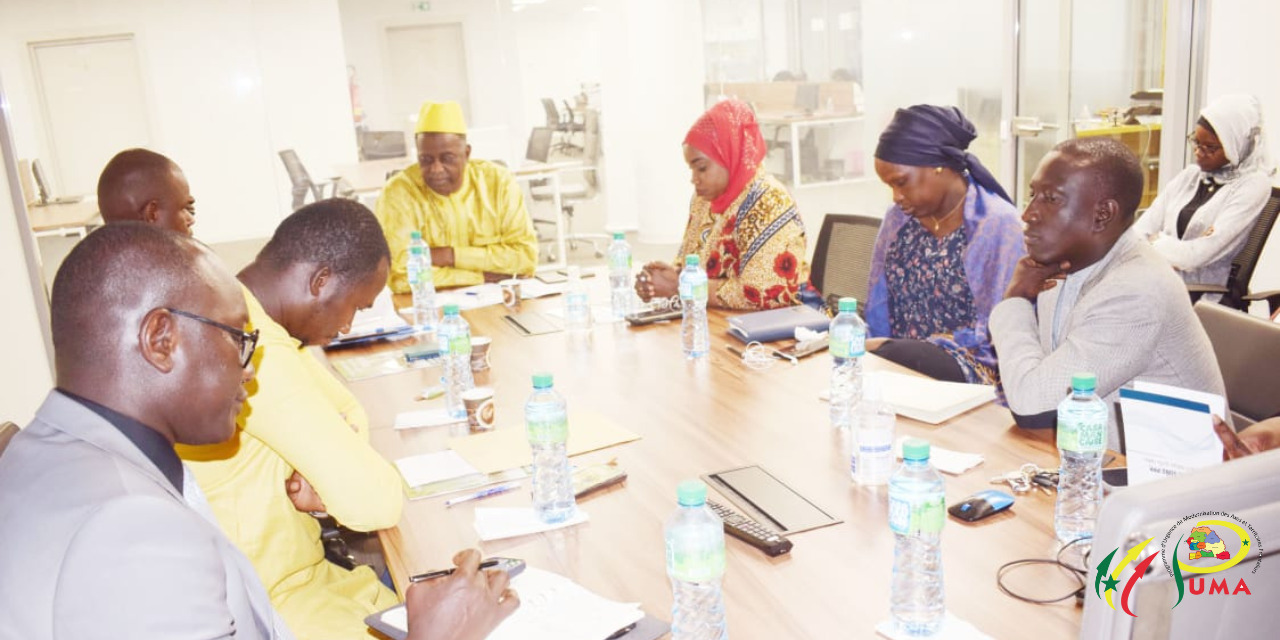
[
  {"x1": 612, "y1": 231, "x2": 625, "y2": 240},
  {"x1": 1071, "y1": 373, "x2": 1097, "y2": 392},
  {"x1": 532, "y1": 372, "x2": 553, "y2": 389},
  {"x1": 676, "y1": 480, "x2": 707, "y2": 506},
  {"x1": 838, "y1": 297, "x2": 857, "y2": 313},
  {"x1": 684, "y1": 254, "x2": 700, "y2": 266},
  {"x1": 902, "y1": 438, "x2": 931, "y2": 461},
  {"x1": 443, "y1": 304, "x2": 460, "y2": 316},
  {"x1": 409, "y1": 246, "x2": 423, "y2": 255},
  {"x1": 410, "y1": 230, "x2": 422, "y2": 241}
]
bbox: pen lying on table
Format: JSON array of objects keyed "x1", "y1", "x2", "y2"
[{"x1": 443, "y1": 481, "x2": 521, "y2": 508}]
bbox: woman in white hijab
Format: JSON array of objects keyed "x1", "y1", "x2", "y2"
[{"x1": 1134, "y1": 94, "x2": 1275, "y2": 298}]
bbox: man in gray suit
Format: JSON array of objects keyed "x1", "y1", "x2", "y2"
[
  {"x1": 0, "y1": 224, "x2": 516, "y2": 639},
  {"x1": 990, "y1": 137, "x2": 1226, "y2": 448}
]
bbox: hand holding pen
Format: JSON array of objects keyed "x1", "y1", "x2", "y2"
[{"x1": 405, "y1": 549, "x2": 519, "y2": 640}]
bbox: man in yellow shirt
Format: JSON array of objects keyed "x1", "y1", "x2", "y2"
[
  {"x1": 375, "y1": 100, "x2": 538, "y2": 292},
  {"x1": 181, "y1": 199, "x2": 404, "y2": 640},
  {"x1": 97, "y1": 148, "x2": 198, "y2": 235}
]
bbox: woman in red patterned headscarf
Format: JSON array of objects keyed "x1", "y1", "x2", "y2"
[{"x1": 636, "y1": 99, "x2": 809, "y2": 310}]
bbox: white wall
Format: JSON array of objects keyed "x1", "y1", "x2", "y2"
[
  {"x1": 0, "y1": 0, "x2": 356, "y2": 245},
  {"x1": 0, "y1": 82, "x2": 54, "y2": 425},
  {"x1": 1204, "y1": 0, "x2": 1280, "y2": 298},
  {"x1": 338, "y1": 0, "x2": 526, "y2": 163}
]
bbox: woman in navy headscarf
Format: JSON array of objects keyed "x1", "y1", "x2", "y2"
[{"x1": 863, "y1": 105, "x2": 1024, "y2": 385}]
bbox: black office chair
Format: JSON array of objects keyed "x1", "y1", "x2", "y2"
[
  {"x1": 278, "y1": 149, "x2": 352, "y2": 211},
  {"x1": 1187, "y1": 187, "x2": 1280, "y2": 311},
  {"x1": 810, "y1": 214, "x2": 882, "y2": 312},
  {"x1": 1194, "y1": 301, "x2": 1280, "y2": 426}
]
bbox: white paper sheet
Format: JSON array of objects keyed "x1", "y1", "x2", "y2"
[
  {"x1": 473, "y1": 507, "x2": 590, "y2": 541},
  {"x1": 393, "y1": 408, "x2": 466, "y2": 430},
  {"x1": 875, "y1": 612, "x2": 992, "y2": 639},
  {"x1": 818, "y1": 372, "x2": 996, "y2": 424},
  {"x1": 367, "y1": 568, "x2": 644, "y2": 640},
  {"x1": 394, "y1": 451, "x2": 480, "y2": 488},
  {"x1": 1120, "y1": 382, "x2": 1225, "y2": 486},
  {"x1": 339, "y1": 288, "x2": 409, "y2": 338},
  {"x1": 892, "y1": 436, "x2": 985, "y2": 475}
]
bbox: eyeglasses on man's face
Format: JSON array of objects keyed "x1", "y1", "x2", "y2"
[
  {"x1": 164, "y1": 308, "x2": 259, "y2": 368},
  {"x1": 1186, "y1": 134, "x2": 1222, "y2": 155}
]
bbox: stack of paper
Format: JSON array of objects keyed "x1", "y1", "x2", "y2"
[
  {"x1": 892, "y1": 436, "x2": 984, "y2": 475},
  {"x1": 367, "y1": 568, "x2": 647, "y2": 640},
  {"x1": 820, "y1": 372, "x2": 996, "y2": 424},
  {"x1": 1119, "y1": 381, "x2": 1225, "y2": 486},
  {"x1": 330, "y1": 288, "x2": 411, "y2": 345}
]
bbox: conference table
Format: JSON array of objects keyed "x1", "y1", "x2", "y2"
[{"x1": 330, "y1": 286, "x2": 1084, "y2": 639}]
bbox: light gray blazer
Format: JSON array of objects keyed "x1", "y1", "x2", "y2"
[
  {"x1": 990, "y1": 232, "x2": 1227, "y2": 449},
  {"x1": 0, "y1": 391, "x2": 286, "y2": 640}
]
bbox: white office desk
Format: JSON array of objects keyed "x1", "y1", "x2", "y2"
[{"x1": 26, "y1": 198, "x2": 101, "y2": 238}]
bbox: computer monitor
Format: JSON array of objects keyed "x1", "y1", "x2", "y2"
[
  {"x1": 30, "y1": 158, "x2": 51, "y2": 205},
  {"x1": 1080, "y1": 449, "x2": 1280, "y2": 638},
  {"x1": 796, "y1": 83, "x2": 821, "y2": 114}
]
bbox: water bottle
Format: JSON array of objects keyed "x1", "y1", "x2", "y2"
[
  {"x1": 889, "y1": 438, "x2": 946, "y2": 636},
  {"x1": 525, "y1": 373, "x2": 577, "y2": 524},
  {"x1": 607, "y1": 231, "x2": 633, "y2": 320},
  {"x1": 406, "y1": 245, "x2": 437, "y2": 334},
  {"x1": 829, "y1": 297, "x2": 867, "y2": 429},
  {"x1": 664, "y1": 480, "x2": 727, "y2": 640},
  {"x1": 1054, "y1": 372, "x2": 1107, "y2": 544},
  {"x1": 678, "y1": 255, "x2": 709, "y2": 359},
  {"x1": 564, "y1": 265, "x2": 592, "y2": 334},
  {"x1": 851, "y1": 375, "x2": 895, "y2": 486},
  {"x1": 437, "y1": 304, "x2": 475, "y2": 419},
  {"x1": 408, "y1": 229, "x2": 428, "y2": 255}
]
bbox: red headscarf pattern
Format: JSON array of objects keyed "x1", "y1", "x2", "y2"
[{"x1": 683, "y1": 99, "x2": 767, "y2": 214}]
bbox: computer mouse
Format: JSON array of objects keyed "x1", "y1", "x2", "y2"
[{"x1": 948, "y1": 490, "x2": 1014, "y2": 522}]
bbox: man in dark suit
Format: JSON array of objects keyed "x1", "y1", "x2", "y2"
[{"x1": 0, "y1": 223, "x2": 516, "y2": 639}]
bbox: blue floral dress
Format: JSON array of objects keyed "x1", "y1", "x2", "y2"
[{"x1": 885, "y1": 221, "x2": 989, "y2": 382}]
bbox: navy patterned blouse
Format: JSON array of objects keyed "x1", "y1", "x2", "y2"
[{"x1": 885, "y1": 221, "x2": 976, "y2": 341}]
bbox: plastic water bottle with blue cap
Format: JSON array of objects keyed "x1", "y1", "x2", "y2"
[
  {"x1": 678, "y1": 255, "x2": 709, "y2": 359},
  {"x1": 829, "y1": 297, "x2": 867, "y2": 429},
  {"x1": 525, "y1": 373, "x2": 576, "y2": 523},
  {"x1": 889, "y1": 438, "x2": 945, "y2": 636},
  {"x1": 437, "y1": 304, "x2": 474, "y2": 419},
  {"x1": 1055, "y1": 372, "x2": 1107, "y2": 543},
  {"x1": 665, "y1": 480, "x2": 727, "y2": 640}
]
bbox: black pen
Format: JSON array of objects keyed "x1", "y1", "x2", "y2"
[{"x1": 409, "y1": 559, "x2": 501, "y2": 583}]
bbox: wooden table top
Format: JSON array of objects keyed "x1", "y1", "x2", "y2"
[
  {"x1": 331, "y1": 291, "x2": 1084, "y2": 639},
  {"x1": 26, "y1": 198, "x2": 101, "y2": 232}
]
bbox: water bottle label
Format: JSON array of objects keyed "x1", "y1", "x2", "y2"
[
  {"x1": 693, "y1": 282, "x2": 707, "y2": 302},
  {"x1": 830, "y1": 327, "x2": 866, "y2": 359},
  {"x1": 407, "y1": 264, "x2": 421, "y2": 286},
  {"x1": 527, "y1": 415, "x2": 568, "y2": 443},
  {"x1": 447, "y1": 334, "x2": 471, "y2": 356},
  {"x1": 1057, "y1": 414, "x2": 1106, "y2": 453},
  {"x1": 888, "y1": 492, "x2": 945, "y2": 535},
  {"x1": 610, "y1": 253, "x2": 631, "y2": 271},
  {"x1": 665, "y1": 538, "x2": 726, "y2": 582}
]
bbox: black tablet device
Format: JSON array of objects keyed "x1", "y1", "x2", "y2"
[{"x1": 702, "y1": 465, "x2": 842, "y2": 534}]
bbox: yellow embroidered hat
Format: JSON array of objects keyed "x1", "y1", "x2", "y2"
[{"x1": 414, "y1": 101, "x2": 467, "y2": 135}]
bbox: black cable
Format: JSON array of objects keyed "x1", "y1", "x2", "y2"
[{"x1": 995, "y1": 537, "x2": 1090, "y2": 605}]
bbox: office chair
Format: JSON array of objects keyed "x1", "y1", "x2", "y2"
[
  {"x1": 810, "y1": 214, "x2": 882, "y2": 312},
  {"x1": 1193, "y1": 301, "x2": 1280, "y2": 427},
  {"x1": 357, "y1": 130, "x2": 408, "y2": 160},
  {"x1": 1187, "y1": 187, "x2": 1280, "y2": 311},
  {"x1": 530, "y1": 111, "x2": 608, "y2": 258},
  {"x1": 540, "y1": 98, "x2": 583, "y2": 155},
  {"x1": 523, "y1": 127, "x2": 560, "y2": 262},
  {"x1": 0, "y1": 422, "x2": 17, "y2": 459},
  {"x1": 278, "y1": 149, "x2": 351, "y2": 211}
]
